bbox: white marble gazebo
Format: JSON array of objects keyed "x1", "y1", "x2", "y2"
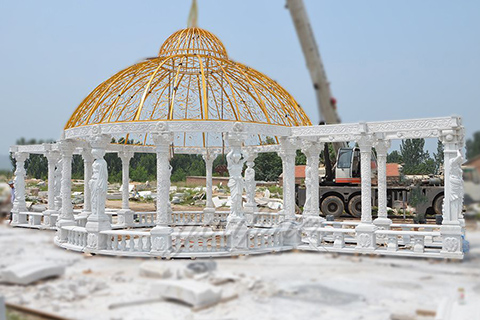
[{"x1": 9, "y1": 28, "x2": 466, "y2": 259}]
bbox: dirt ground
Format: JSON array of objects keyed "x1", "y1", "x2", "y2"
[{"x1": 0, "y1": 220, "x2": 479, "y2": 319}]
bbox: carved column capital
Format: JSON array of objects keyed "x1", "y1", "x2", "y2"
[
  {"x1": 88, "y1": 134, "x2": 110, "y2": 151},
  {"x1": 373, "y1": 139, "x2": 391, "y2": 154},
  {"x1": 152, "y1": 132, "x2": 173, "y2": 153},
  {"x1": 202, "y1": 151, "x2": 217, "y2": 164},
  {"x1": 81, "y1": 148, "x2": 94, "y2": 163},
  {"x1": 14, "y1": 152, "x2": 28, "y2": 163},
  {"x1": 279, "y1": 137, "x2": 297, "y2": 158},
  {"x1": 439, "y1": 129, "x2": 459, "y2": 145},
  {"x1": 45, "y1": 150, "x2": 61, "y2": 163},
  {"x1": 58, "y1": 139, "x2": 75, "y2": 155},
  {"x1": 301, "y1": 140, "x2": 322, "y2": 157},
  {"x1": 119, "y1": 150, "x2": 134, "y2": 163},
  {"x1": 357, "y1": 134, "x2": 375, "y2": 150}
]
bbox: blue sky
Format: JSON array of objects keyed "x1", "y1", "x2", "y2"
[{"x1": 0, "y1": 0, "x2": 479, "y2": 161}]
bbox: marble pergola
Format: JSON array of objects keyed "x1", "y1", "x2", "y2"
[{"x1": 9, "y1": 28, "x2": 466, "y2": 259}]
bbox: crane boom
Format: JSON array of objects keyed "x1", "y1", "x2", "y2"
[{"x1": 287, "y1": 0, "x2": 342, "y2": 127}]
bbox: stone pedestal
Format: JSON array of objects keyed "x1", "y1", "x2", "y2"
[
  {"x1": 117, "y1": 209, "x2": 135, "y2": 227},
  {"x1": 85, "y1": 215, "x2": 111, "y2": 250},
  {"x1": 150, "y1": 226, "x2": 173, "y2": 257},
  {"x1": 43, "y1": 209, "x2": 59, "y2": 228},
  {"x1": 440, "y1": 224, "x2": 463, "y2": 258},
  {"x1": 281, "y1": 220, "x2": 301, "y2": 248},
  {"x1": 226, "y1": 217, "x2": 248, "y2": 251},
  {"x1": 243, "y1": 203, "x2": 256, "y2": 227},
  {"x1": 303, "y1": 215, "x2": 324, "y2": 228},
  {"x1": 56, "y1": 219, "x2": 76, "y2": 243},
  {"x1": 373, "y1": 217, "x2": 392, "y2": 244},
  {"x1": 203, "y1": 207, "x2": 215, "y2": 226},
  {"x1": 355, "y1": 223, "x2": 377, "y2": 252}
]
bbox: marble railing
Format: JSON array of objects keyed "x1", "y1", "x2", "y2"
[
  {"x1": 102, "y1": 230, "x2": 152, "y2": 253},
  {"x1": 63, "y1": 226, "x2": 88, "y2": 248},
  {"x1": 252, "y1": 212, "x2": 285, "y2": 228},
  {"x1": 171, "y1": 231, "x2": 230, "y2": 254},
  {"x1": 247, "y1": 228, "x2": 284, "y2": 250},
  {"x1": 134, "y1": 212, "x2": 157, "y2": 227}
]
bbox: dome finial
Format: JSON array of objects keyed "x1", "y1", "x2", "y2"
[{"x1": 187, "y1": 0, "x2": 198, "y2": 28}]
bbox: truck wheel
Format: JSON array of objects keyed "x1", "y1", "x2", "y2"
[
  {"x1": 433, "y1": 195, "x2": 444, "y2": 215},
  {"x1": 348, "y1": 195, "x2": 362, "y2": 218},
  {"x1": 321, "y1": 196, "x2": 344, "y2": 218}
]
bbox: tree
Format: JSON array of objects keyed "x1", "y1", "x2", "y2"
[
  {"x1": 295, "y1": 150, "x2": 306, "y2": 165},
  {"x1": 399, "y1": 139, "x2": 434, "y2": 175},
  {"x1": 466, "y1": 131, "x2": 480, "y2": 160},
  {"x1": 254, "y1": 151, "x2": 282, "y2": 181},
  {"x1": 433, "y1": 140, "x2": 444, "y2": 174},
  {"x1": 387, "y1": 150, "x2": 403, "y2": 164}
]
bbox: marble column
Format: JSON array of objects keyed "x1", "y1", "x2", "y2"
[
  {"x1": 279, "y1": 137, "x2": 297, "y2": 222},
  {"x1": 202, "y1": 151, "x2": 216, "y2": 225},
  {"x1": 440, "y1": 130, "x2": 464, "y2": 258},
  {"x1": 56, "y1": 140, "x2": 76, "y2": 243},
  {"x1": 43, "y1": 148, "x2": 61, "y2": 227},
  {"x1": 243, "y1": 151, "x2": 258, "y2": 226},
  {"x1": 85, "y1": 134, "x2": 112, "y2": 250},
  {"x1": 373, "y1": 138, "x2": 392, "y2": 230},
  {"x1": 301, "y1": 140, "x2": 322, "y2": 219},
  {"x1": 117, "y1": 149, "x2": 134, "y2": 226},
  {"x1": 11, "y1": 151, "x2": 28, "y2": 225},
  {"x1": 279, "y1": 137, "x2": 301, "y2": 247},
  {"x1": 81, "y1": 148, "x2": 94, "y2": 215},
  {"x1": 355, "y1": 133, "x2": 377, "y2": 252},
  {"x1": 53, "y1": 157, "x2": 63, "y2": 212},
  {"x1": 150, "y1": 125, "x2": 174, "y2": 256}
]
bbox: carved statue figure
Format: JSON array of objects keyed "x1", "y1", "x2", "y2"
[
  {"x1": 227, "y1": 147, "x2": 245, "y2": 218},
  {"x1": 90, "y1": 155, "x2": 108, "y2": 218},
  {"x1": 449, "y1": 150, "x2": 464, "y2": 218},
  {"x1": 244, "y1": 163, "x2": 255, "y2": 205}
]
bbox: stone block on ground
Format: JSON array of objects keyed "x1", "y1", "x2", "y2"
[
  {"x1": 139, "y1": 262, "x2": 173, "y2": 279},
  {"x1": 150, "y1": 279, "x2": 222, "y2": 308},
  {"x1": 185, "y1": 260, "x2": 217, "y2": 276},
  {"x1": 0, "y1": 261, "x2": 65, "y2": 285}
]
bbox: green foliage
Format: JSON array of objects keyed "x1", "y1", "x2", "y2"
[
  {"x1": 131, "y1": 166, "x2": 149, "y2": 182},
  {"x1": 466, "y1": 131, "x2": 480, "y2": 160},
  {"x1": 399, "y1": 139, "x2": 435, "y2": 175},
  {"x1": 171, "y1": 167, "x2": 187, "y2": 182},
  {"x1": 433, "y1": 139, "x2": 444, "y2": 174},
  {"x1": 255, "y1": 152, "x2": 282, "y2": 181},
  {"x1": 387, "y1": 150, "x2": 403, "y2": 164},
  {"x1": 295, "y1": 150, "x2": 306, "y2": 165}
]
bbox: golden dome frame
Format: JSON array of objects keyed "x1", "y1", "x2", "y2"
[{"x1": 65, "y1": 27, "x2": 311, "y2": 147}]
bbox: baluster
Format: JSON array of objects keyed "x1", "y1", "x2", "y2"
[
  {"x1": 145, "y1": 236, "x2": 151, "y2": 251},
  {"x1": 219, "y1": 234, "x2": 224, "y2": 250},
  {"x1": 113, "y1": 235, "x2": 119, "y2": 251},
  {"x1": 413, "y1": 235, "x2": 425, "y2": 253},
  {"x1": 129, "y1": 236, "x2": 135, "y2": 252},
  {"x1": 105, "y1": 234, "x2": 110, "y2": 250},
  {"x1": 138, "y1": 236, "x2": 144, "y2": 252},
  {"x1": 120, "y1": 236, "x2": 126, "y2": 251},
  {"x1": 193, "y1": 236, "x2": 200, "y2": 252}
]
